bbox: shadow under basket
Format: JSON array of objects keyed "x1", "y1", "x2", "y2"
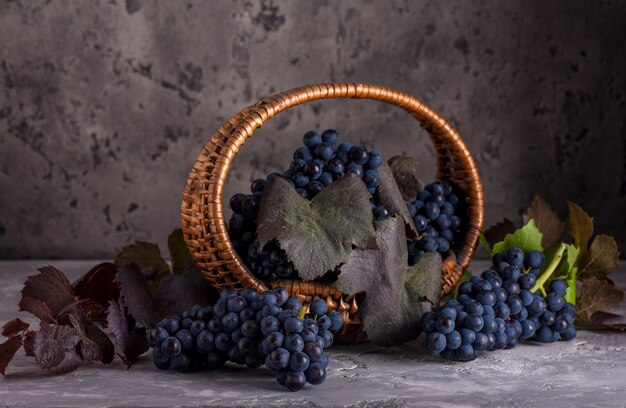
[{"x1": 181, "y1": 83, "x2": 484, "y2": 343}]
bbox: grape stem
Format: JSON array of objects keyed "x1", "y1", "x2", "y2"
[
  {"x1": 530, "y1": 243, "x2": 567, "y2": 296},
  {"x1": 298, "y1": 305, "x2": 307, "y2": 320}
]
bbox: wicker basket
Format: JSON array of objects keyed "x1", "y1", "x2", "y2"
[{"x1": 181, "y1": 83, "x2": 484, "y2": 343}]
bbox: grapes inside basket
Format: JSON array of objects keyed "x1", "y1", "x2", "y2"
[{"x1": 228, "y1": 128, "x2": 462, "y2": 283}]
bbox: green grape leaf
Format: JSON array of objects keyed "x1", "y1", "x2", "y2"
[
  {"x1": 545, "y1": 243, "x2": 579, "y2": 304},
  {"x1": 332, "y1": 217, "x2": 442, "y2": 346},
  {"x1": 482, "y1": 218, "x2": 518, "y2": 250},
  {"x1": 577, "y1": 277, "x2": 625, "y2": 323},
  {"x1": 114, "y1": 241, "x2": 171, "y2": 289},
  {"x1": 257, "y1": 175, "x2": 378, "y2": 281},
  {"x1": 578, "y1": 234, "x2": 620, "y2": 279},
  {"x1": 451, "y1": 270, "x2": 473, "y2": 300},
  {"x1": 479, "y1": 234, "x2": 492, "y2": 257},
  {"x1": 523, "y1": 196, "x2": 564, "y2": 249},
  {"x1": 492, "y1": 220, "x2": 543, "y2": 255},
  {"x1": 567, "y1": 202, "x2": 593, "y2": 257},
  {"x1": 168, "y1": 228, "x2": 193, "y2": 275},
  {"x1": 375, "y1": 162, "x2": 418, "y2": 239},
  {"x1": 387, "y1": 155, "x2": 424, "y2": 202}
]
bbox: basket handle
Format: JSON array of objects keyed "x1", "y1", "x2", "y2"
[{"x1": 182, "y1": 83, "x2": 484, "y2": 294}]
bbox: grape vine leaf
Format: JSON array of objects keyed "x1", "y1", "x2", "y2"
[
  {"x1": 168, "y1": 228, "x2": 193, "y2": 275},
  {"x1": 34, "y1": 322, "x2": 82, "y2": 374},
  {"x1": 492, "y1": 220, "x2": 543, "y2": 255},
  {"x1": 257, "y1": 175, "x2": 378, "y2": 281},
  {"x1": 115, "y1": 262, "x2": 217, "y2": 328},
  {"x1": 106, "y1": 297, "x2": 149, "y2": 368},
  {"x1": 575, "y1": 311, "x2": 626, "y2": 331},
  {"x1": 72, "y1": 262, "x2": 119, "y2": 312},
  {"x1": 332, "y1": 217, "x2": 442, "y2": 346},
  {"x1": 482, "y1": 218, "x2": 518, "y2": 251},
  {"x1": 2, "y1": 318, "x2": 30, "y2": 338},
  {"x1": 23, "y1": 330, "x2": 36, "y2": 357},
  {"x1": 387, "y1": 155, "x2": 424, "y2": 202},
  {"x1": 545, "y1": 243, "x2": 580, "y2": 304},
  {"x1": 19, "y1": 266, "x2": 76, "y2": 322},
  {"x1": 577, "y1": 277, "x2": 625, "y2": 324},
  {"x1": 523, "y1": 196, "x2": 564, "y2": 249},
  {"x1": 451, "y1": 270, "x2": 472, "y2": 300},
  {"x1": 479, "y1": 234, "x2": 492, "y2": 256},
  {"x1": 115, "y1": 264, "x2": 164, "y2": 327},
  {"x1": 68, "y1": 309, "x2": 115, "y2": 365},
  {"x1": 375, "y1": 162, "x2": 418, "y2": 239},
  {"x1": 0, "y1": 336, "x2": 22, "y2": 376},
  {"x1": 567, "y1": 202, "x2": 593, "y2": 257},
  {"x1": 154, "y1": 261, "x2": 219, "y2": 317},
  {"x1": 578, "y1": 234, "x2": 620, "y2": 279},
  {"x1": 114, "y1": 241, "x2": 171, "y2": 288}
]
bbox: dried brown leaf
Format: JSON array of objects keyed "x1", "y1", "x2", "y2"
[
  {"x1": 567, "y1": 202, "x2": 593, "y2": 257},
  {"x1": 577, "y1": 277, "x2": 625, "y2": 321},
  {"x1": 523, "y1": 196, "x2": 564, "y2": 248},
  {"x1": 578, "y1": 234, "x2": 620, "y2": 279},
  {"x1": 483, "y1": 218, "x2": 518, "y2": 249}
]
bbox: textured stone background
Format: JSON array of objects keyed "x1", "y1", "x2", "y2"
[{"x1": 0, "y1": 0, "x2": 625, "y2": 259}]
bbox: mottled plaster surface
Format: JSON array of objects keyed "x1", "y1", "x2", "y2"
[{"x1": 0, "y1": 0, "x2": 625, "y2": 258}]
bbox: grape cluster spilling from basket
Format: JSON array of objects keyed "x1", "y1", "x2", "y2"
[
  {"x1": 227, "y1": 129, "x2": 464, "y2": 282},
  {"x1": 148, "y1": 287, "x2": 343, "y2": 391}
]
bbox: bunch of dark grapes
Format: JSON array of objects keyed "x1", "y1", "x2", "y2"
[
  {"x1": 260, "y1": 297, "x2": 342, "y2": 391},
  {"x1": 421, "y1": 246, "x2": 577, "y2": 361},
  {"x1": 146, "y1": 287, "x2": 343, "y2": 392},
  {"x1": 406, "y1": 181, "x2": 462, "y2": 265},
  {"x1": 228, "y1": 129, "x2": 387, "y2": 282}
]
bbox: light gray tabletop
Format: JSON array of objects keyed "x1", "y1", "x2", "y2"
[{"x1": 1, "y1": 260, "x2": 625, "y2": 408}]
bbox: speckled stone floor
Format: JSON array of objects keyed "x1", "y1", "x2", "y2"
[{"x1": 1, "y1": 260, "x2": 625, "y2": 408}]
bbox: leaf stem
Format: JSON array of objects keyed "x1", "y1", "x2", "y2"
[{"x1": 530, "y1": 243, "x2": 567, "y2": 295}]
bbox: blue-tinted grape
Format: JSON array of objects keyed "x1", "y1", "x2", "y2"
[
  {"x1": 345, "y1": 163, "x2": 363, "y2": 176},
  {"x1": 309, "y1": 299, "x2": 328, "y2": 316},
  {"x1": 293, "y1": 146, "x2": 313, "y2": 161},
  {"x1": 328, "y1": 311, "x2": 344, "y2": 331},
  {"x1": 175, "y1": 329, "x2": 194, "y2": 350},
  {"x1": 423, "y1": 332, "x2": 446, "y2": 356},
  {"x1": 525, "y1": 250, "x2": 545, "y2": 269},
  {"x1": 305, "y1": 362, "x2": 327, "y2": 385},
  {"x1": 284, "y1": 334, "x2": 305, "y2": 353},
  {"x1": 446, "y1": 330, "x2": 462, "y2": 350},
  {"x1": 549, "y1": 280, "x2": 567, "y2": 296},
  {"x1": 302, "y1": 342, "x2": 323, "y2": 362},
  {"x1": 546, "y1": 293, "x2": 565, "y2": 312},
  {"x1": 147, "y1": 327, "x2": 169, "y2": 347},
  {"x1": 507, "y1": 248, "x2": 525, "y2": 267},
  {"x1": 303, "y1": 131, "x2": 322, "y2": 148},
  {"x1": 161, "y1": 337, "x2": 182, "y2": 358},
  {"x1": 261, "y1": 316, "x2": 280, "y2": 336},
  {"x1": 290, "y1": 351, "x2": 310, "y2": 372},
  {"x1": 436, "y1": 316, "x2": 455, "y2": 334}
]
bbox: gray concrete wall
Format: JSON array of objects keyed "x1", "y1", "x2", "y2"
[{"x1": 0, "y1": 0, "x2": 624, "y2": 259}]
